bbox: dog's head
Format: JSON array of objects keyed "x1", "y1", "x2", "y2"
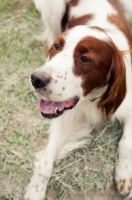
[{"x1": 31, "y1": 26, "x2": 126, "y2": 119}]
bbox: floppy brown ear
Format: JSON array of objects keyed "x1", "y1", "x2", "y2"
[{"x1": 98, "y1": 41, "x2": 126, "y2": 120}]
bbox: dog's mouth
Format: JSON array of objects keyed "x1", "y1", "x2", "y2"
[{"x1": 39, "y1": 96, "x2": 79, "y2": 119}]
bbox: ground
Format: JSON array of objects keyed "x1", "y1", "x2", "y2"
[{"x1": 0, "y1": 1, "x2": 132, "y2": 200}]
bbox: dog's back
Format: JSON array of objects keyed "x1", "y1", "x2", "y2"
[{"x1": 33, "y1": 0, "x2": 132, "y2": 47}]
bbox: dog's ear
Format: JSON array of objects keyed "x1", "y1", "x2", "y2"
[{"x1": 98, "y1": 41, "x2": 127, "y2": 120}]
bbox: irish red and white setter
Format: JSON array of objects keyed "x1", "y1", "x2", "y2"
[{"x1": 24, "y1": 0, "x2": 132, "y2": 199}]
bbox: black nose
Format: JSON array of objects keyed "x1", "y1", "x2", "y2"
[{"x1": 31, "y1": 72, "x2": 50, "y2": 89}]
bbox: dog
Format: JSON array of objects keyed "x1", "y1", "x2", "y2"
[{"x1": 24, "y1": 0, "x2": 132, "y2": 199}]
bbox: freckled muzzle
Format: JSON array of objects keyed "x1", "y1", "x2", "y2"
[
  {"x1": 31, "y1": 71, "x2": 79, "y2": 119},
  {"x1": 39, "y1": 96, "x2": 79, "y2": 119}
]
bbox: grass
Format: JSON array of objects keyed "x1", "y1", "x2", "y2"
[
  {"x1": 49, "y1": 122, "x2": 122, "y2": 199},
  {"x1": 0, "y1": 1, "x2": 46, "y2": 199},
  {"x1": 0, "y1": 1, "x2": 131, "y2": 200}
]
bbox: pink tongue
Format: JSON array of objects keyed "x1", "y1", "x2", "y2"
[
  {"x1": 39, "y1": 99, "x2": 66, "y2": 114},
  {"x1": 65, "y1": 99, "x2": 75, "y2": 108}
]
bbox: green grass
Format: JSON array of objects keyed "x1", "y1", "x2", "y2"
[
  {"x1": 0, "y1": 0, "x2": 18, "y2": 14},
  {"x1": 130, "y1": 21, "x2": 132, "y2": 28},
  {"x1": 0, "y1": 1, "x2": 131, "y2": 200}
]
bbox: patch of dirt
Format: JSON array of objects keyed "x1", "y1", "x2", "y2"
[
  {"x1": 0, "y1": 176, "x2": 20, "y2": 199},
  {"x1": 0, "y1": 178, "x2": 124, "y2": 200},
  {"x1": 47, "y1": 186, "x2": 123, "y2": 200},
  {"x1": 9, "y1": 0, "x2": 33, "y2": 15}
]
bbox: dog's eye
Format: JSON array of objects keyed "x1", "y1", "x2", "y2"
[
  {"x1": 54, "y1": 43, "x2": 60, "y2": 50},
  {"x1": 81, "y1": 56, "x2": 92, "y2": 63}
]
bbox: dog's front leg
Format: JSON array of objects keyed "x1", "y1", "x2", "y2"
[
  {"x1": 115, "y1": 119, "x2": 132, "y2": 198},
  {"x1": 24, "y1": 118, "x2": 70, "y2": 200}
]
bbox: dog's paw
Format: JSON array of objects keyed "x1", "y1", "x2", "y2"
[
  {"x1": 24, "y1": 189, "x2": 45, "y2": 200},
  {"x1": 115, "y1": 162, "x2": 132, "y2": 197},
  {"x1": 24, "y1": 187, "x2": 45, "y2": 200},
  {"x1": 23, "y1": 174, "x2": 47, "y2": 200}
]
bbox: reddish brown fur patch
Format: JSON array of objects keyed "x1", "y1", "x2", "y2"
[
  {"x1": 119, "y1": 180, "x2": 126, "y2": 192},
  {"x1": 68, "y1": 0, "x2": 79, "y2": 7},
  {"x1": 45, "y1": 35, "x2": 65, "y2": 59},
  {"x1": 73, "y1": 36, "x2": 114, "y2": 94},
  {"x1": 73, "y1": 36, "x2": 126, "y2": 119},
  {"x1": 107, "y1": 0, "x2": 132, "y2": 50},
  {"x1": 98, "y1": 41, "x2": 126, "y2": 119},
  {"x1": 68, "y1": 14, "x2": 93, "y2": 29}
]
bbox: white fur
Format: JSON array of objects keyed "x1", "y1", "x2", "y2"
[
  {"x1": 24, "y1": 0, "x2": 132, "y2": 200},
  {"x1": 33, "y1": 0, "x2": 66, "y2": 45}
]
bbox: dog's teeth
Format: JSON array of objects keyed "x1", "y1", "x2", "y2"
[{"x1": 53, "y1": 107, "x2": 58, "y2": 114}]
